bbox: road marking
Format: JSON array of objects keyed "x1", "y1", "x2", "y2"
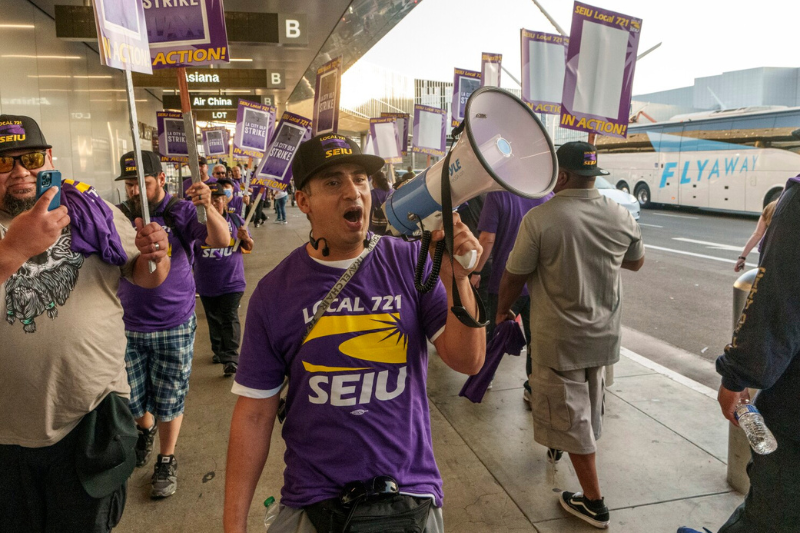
[
  {"x1": 620, "y1": 347, "x2": 717, "y2": 400},
  {"x1": 638, "y1": 223, "x2": 663, "y2": 228},
  {"x1": 645, "y1": 244, "x2": 736, "y2": 264},
  {"x1": 651, "y1": 212, "x2": 699, "y2": 219},
  {"x1": 672, "y1": 237, "x2": 755, "y2": 254}
]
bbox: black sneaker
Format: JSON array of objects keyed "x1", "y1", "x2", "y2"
[
  {"x1": 151, "y1": 454, "x2": 178, "y2": 499},
  {"x1": 223, "y1": 362, "x2": 237, "y2": 377},
  {"x1": 559, "y1": 491, "x2": 609, "y2": 529},
  {"x1": 135, "y1": 423, "x2": 158, "y2": 467},
  {"x1": 212, "y1": 354, "x2": 221, "y2": 364},
  {"x1": 547, "y1": 448, "x2": 563, "y2": 464}
]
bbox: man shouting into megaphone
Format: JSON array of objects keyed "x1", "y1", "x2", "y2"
[{"x1": 224, "y1": 133, "x2": 486, "y2": 533}]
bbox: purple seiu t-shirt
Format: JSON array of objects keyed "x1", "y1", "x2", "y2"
[
  {"x1": 235, "y1": 238, "x2": 449, "y2": 508},
  {"x1": 183, "y1": 176, "x2": 217, "y2": 198},
  {"x1": 117, "y1": 194, "x2": 209, "y2": 332},
  {"x1": 228, "y1": 195, "x2": 244, "y2": 217},
  {"x1": 193, "y1": 214, "x2": 247, "y2": 297},
  {"x1": 477, "y1": 191, "x2": 553, "y2": 295}
]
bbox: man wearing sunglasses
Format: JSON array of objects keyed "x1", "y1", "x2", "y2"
[
  {"x1": 0, "y1": 114, "x2": 170, "y2": 532},
  {"x1": 182, "y1": 155, "x2": 215, "y2": 198},
  {"x1": 115, "y1": 150, "x2": 231, "y2": 500},
  {"x1": 224, "y1": 134, "x2": 486, "y2": 532}
]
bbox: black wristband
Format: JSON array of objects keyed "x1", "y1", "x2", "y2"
[
  {"x1": 738, "y1": 256, "x2": 746, "y2": 260},
  {"x1": 469, "y1": 271, "x2": 480, "y2": 277}
]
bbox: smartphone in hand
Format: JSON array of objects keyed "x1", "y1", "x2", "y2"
[{"x1": 35, "y1": 170, "x2": 61, "y2": 211}]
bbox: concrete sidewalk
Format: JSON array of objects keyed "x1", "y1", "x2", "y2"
[{"x1": 117, "y1": 205, "x2": 743, "y2": 532}]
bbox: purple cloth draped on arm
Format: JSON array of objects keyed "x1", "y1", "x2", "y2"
[
  {"x1": 459, "y1": 319, "x2": 526, "y2": 403},
  {"x1": 61, "y1": 181, "x2": 128, "y2": 266}
]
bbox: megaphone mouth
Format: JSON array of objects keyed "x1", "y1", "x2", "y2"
[{"x1": 463, "y1": 87, "x2": 558, "y2": 199}]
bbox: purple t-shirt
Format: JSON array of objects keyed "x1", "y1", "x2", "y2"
[
  {"x1": 228, "y1": 195, "x2": 244, "y2": 217},
  {"x1": 117, "y1": 194, "x2": 209, "y2": 332},
  {"x1": 477, "y1": 191, "x2": 553, "y2": 295},
  {"x1": 183, "y1": 176, "x2": 217, "y2": 198},
  {"x1": 193, "y1": 214, "x2": 247, "y2": 297},
  {"x1": 371, "y1": 187, "x2": 390, "y2": 209},
  {"x1": 236, "y1": 238, "x2": 448, "y2": 508}
]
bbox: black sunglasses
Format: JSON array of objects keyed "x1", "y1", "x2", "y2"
[
  {"x1": 0, "y1": 151, "x2": 46, "y2": 173},
  {"x1": 339, "y1": 475, "x2": 399, "y2": 508}
]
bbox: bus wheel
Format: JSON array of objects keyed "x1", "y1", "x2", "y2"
[
  {"x1": 764, "y1": 188, "x2": 782, "y2": 207},
  {"x1": 634, "y1": 184, "x2": 651, "y2": 208},
  {"x1": 616, "y1": 181, "x2": 630, "y2": 193}
]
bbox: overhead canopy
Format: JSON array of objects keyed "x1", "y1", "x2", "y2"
[{"x1": 47, "y1": 0, "x2": 422, "y2": 133}]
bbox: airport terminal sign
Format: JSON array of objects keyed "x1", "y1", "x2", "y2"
[
  {"x1": 92, "y1": 0, "x2": 152, "y2": 74},
  {"x1": 560, "y1": 2, "x2": 642, "y2": 138},
  {"x1": 144, "y1": 0, "x2": 230, "y2": 69},
  {"x1": 162, "y1": 93, "x2": 259, "y2": 111},
  {"x1": 132, "y1": 68, "x2": 270, "y2": 89}
]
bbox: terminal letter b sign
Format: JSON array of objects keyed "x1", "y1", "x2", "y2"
[
  {"x1": 267, "y1": 70, "x2": 285, "y2": 89},
  {"x1": 279, "y1": 14, "x2": 308, "y2": 45}
]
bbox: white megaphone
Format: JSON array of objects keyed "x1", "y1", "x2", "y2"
[{"x1": 382, "y1": 87, "x2": 558, "y2": 270}]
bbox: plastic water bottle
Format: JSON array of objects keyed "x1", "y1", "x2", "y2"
[
  {"x1": 735, "y1": 399, "x2": 778, "y2": 455},
  {"x1": 264, "y1": 496, "x2": 279, "y2": 530}
]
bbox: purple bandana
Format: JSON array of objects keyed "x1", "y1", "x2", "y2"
[
  {"x1": 459, "y1": 319, "x2": 526, "y2": 403},
  {"x1": 62, "y1": 181, "x2": 127, "y2": 266}
]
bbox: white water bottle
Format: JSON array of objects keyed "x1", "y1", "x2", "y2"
[
  {"x1": 734, "y1": 399, "x2": 778, "y2": 455},
  {"x1": 264, "y1": 496, "x2": 279, "y2": 529}
]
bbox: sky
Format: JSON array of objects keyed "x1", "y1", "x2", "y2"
[{"x1": 359, "y1": 0, "x2": 800, "y2": 96}]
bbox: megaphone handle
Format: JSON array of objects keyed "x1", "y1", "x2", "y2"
[{"x1": 454, "y1": 250, "x2": 478, "y2": 271}]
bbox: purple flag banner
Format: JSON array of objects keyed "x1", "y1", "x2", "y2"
[
  {"x1": 560, "y1": 2, "x2": 642, "y2": 138},
  {"x1": 157, "y1": 111, "x2": 189, "y2": 161},
  {"x1": 451, "y1": 68, "x2": 481, "y2": 128},
  {"x1": 253, "y1": 112, "x2": 312, "y2": 193},
  {"x1": 312, "y1": 56, "x2": 343, "y2": 136},
  {"x1": 233, "y1": 100, "x2": 276, "y2": 159},
  {"x1": 92, "y1": 0, "x2": 152, "y2": 74},
  {"x1": 411, "y1": 105, "x2": 447, "y2": 157},
  {"x1": 381, "y1": 112, "x2": 410, "y2": 155},
  {"x1": 145, "y1": 0, "x2": 230, "y2": 70},
  {"x1": 370, "y1": 118, "x2": 403, "y2": 164},
  {"x1": 202, "y1": 127, "x2": 229, "y2": 156},
  {"x1": 480, "y1": 53, "x2": 502, "y2": 87},
  {"x1": 521, "y1": 30, "x2": 569, "y2": 115}
]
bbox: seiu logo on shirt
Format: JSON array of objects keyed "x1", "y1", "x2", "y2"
[{"x1": 302, "y1": 295, "x2": 408, "y2": 410}]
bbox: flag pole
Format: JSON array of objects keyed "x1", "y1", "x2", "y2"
[
  {"x1": 124, "y1": 64, "x2": 156, "y2": 273},
  {"x1": 177, "y1": 66, "x2": 207, "y2": 223}
]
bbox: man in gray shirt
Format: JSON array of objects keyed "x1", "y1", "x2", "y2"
[{"x1": 497, "y1": 141, "x2": 644, "y2": 529}]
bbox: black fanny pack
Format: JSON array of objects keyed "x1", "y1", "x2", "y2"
[{"x1": 304, "y1": 494, "x2": 431, "y2": 533}]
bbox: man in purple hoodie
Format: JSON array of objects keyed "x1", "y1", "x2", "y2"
[
  {"x1": 115, "y1": 150, "x2": 231, "y2": 499},
  {"x1": 0, "y1": 115, "x2": 170, "y2": 532}
]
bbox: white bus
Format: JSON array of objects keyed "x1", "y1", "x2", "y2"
[{"x1": 596, "y1": 106, "x2": 800, "y2": 214}]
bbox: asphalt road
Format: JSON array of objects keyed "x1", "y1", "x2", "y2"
[{"x1": 621, "y1": 205, "x2": 760, "y2": 362}]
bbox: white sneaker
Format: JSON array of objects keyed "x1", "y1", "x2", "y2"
[{"x1": 523, "y1": 388, "x2": 531, "y2": 409}]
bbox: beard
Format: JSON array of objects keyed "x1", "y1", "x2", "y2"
[
  {"x1": 127, "y1": 195, "x2": 159, "y2": 218},
  {"x1": 3, "y1": 191, "x2": 37, "y2": 216}
]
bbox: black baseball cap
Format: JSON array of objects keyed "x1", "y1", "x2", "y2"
[
  {"x1": 556, "y1": 141, "x2": 609, "y2": 177},
  {"x1": 0, "y1": 114, "x2": 52, "y2": 154},
  {"x1": 291, "y1": 133, "x2": 384, "y2": 190},
  {"x1": 211, "y1": 179, "x2": 233, "y2": 195},
  {"x1": 115, "y1": 151, "x2": 163, "y2": 181},
  {"x1": 198, "y1": 155, "x2": 208, "y2": 166}
]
